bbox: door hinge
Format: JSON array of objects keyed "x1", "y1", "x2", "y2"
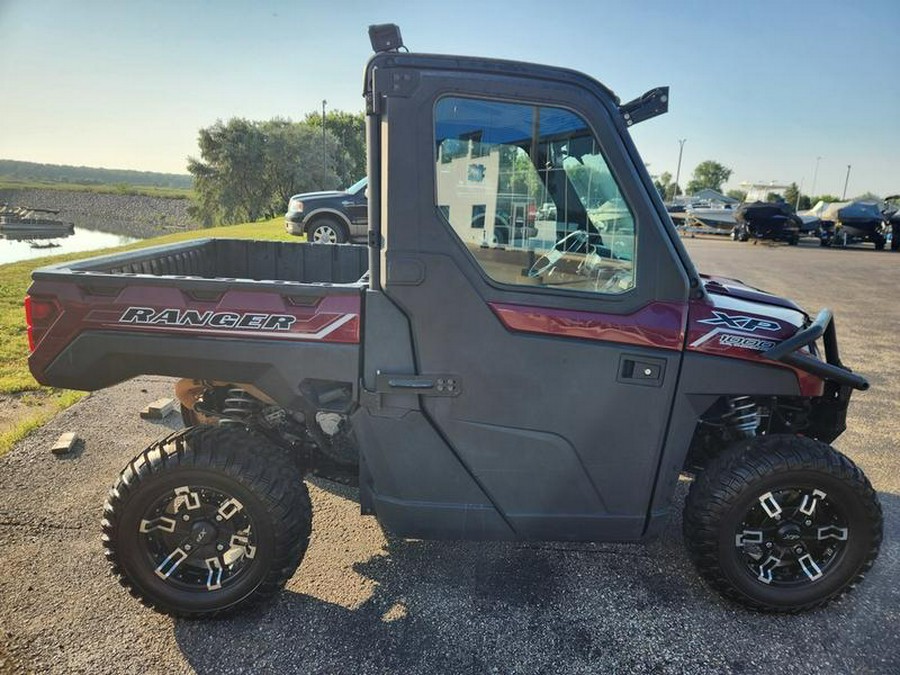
[{"x1": 375, "y1": 372, "x2": 461, "y2": 397}]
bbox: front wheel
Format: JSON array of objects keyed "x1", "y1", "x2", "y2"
[
  {"x1": 307, "y1": 218, "x2": 348, "y2": 244},
  {"x1": 102, "y1": 426, "x2": 312, "y2": 618},
  {"x1": 683, "y1": 435, "x2": 882, "y2": 613}
]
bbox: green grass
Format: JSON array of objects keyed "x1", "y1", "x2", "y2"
[
  {"x1": 0, "y1": 178, "x2": 193, "y2": 199},
  {"x1": 0, "y1": 216, "x2": 293, "y2": 455}
]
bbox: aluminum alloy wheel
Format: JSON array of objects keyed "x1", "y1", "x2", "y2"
[
  {"x1": 138, "y1": 485, "x2": 258, "y2": 592},
  {"x1": 312, "y1": 224, "x2": 339, "y2": 243},
  {"x1": 734, "y1": 486, "x2": 849, "y2": 588}
]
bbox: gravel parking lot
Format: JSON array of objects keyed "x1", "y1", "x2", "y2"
[{"x1": 1, "y1": 237, "x2": 898, "y2": 674}]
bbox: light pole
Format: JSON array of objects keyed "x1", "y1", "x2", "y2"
[
  {"x1": 811, "y1": 156, "x2": 822, "y2": 197},
  {"x1": 842, "y1": 164, "x2": 851, "y2": 200},
  {"x1": 672, "y1": 138, "x2": 686, "y2": 202},
  {"x1": 321, "y1": 99, "x2": 327, "y2": 180}
]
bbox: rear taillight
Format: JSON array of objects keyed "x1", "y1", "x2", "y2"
[{"x1": 24, "y1": 295, "x2": 58, "y2": 352}]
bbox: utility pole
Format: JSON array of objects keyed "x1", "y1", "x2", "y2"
[
  {"x1": 672, "y1": 138, "x2": 686, "y2": 202},
  {"x1": 842, "y1": 164, "x2": 851, "y2": 200},
  {"x1": 811, "y1": 156, "x2": 822, "y2": 197},
  {"x1": 321, "y1": 99, "x2": 327, "y2": 181}
]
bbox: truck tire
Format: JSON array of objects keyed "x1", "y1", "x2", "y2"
[
  {"x1": 101, "y1": 425, "x2": 312, "y2": 618},
  {"x1": 873, "y1": 234, "x2": 886, "y2": 251},
  {"x1": 683, "y1": 434, "x2": 881, "y2": 613},
  {"x1": 307, "y1": 218, "x2": 348, "y2": 244}
]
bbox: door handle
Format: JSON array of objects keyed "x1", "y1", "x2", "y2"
[{"x1": 618, "y1": 356, "x2": 666, "y2": 387}]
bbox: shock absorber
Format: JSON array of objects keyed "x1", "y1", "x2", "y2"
[
  {"x1": 220, "y1": 387, "x2": 261, "y2": 426},
  {"x1": 725, "y1": 395, "x2": 759, "y2": 438}
]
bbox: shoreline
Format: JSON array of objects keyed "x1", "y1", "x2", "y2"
[{"x1": 0, "y1": 186, "x2": 201, "y2": 240}]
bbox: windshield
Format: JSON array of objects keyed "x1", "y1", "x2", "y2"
[{"x1": 346, "y1": 177, "x2": 367, "y2": 195}]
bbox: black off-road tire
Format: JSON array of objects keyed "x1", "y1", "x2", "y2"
[
  {"x1": 101, "y1": 425, "x2": 312, "y2": 618},
  {"x1": 683, "y1": 434, "x2": 882, "y2": 613},
  {"x1": 307, "y1": 218, "x2": 348, "y2": 244}
]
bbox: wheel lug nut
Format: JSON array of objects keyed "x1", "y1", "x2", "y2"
[
  {"x1": 182, "y1": 514, "x2": 190, "y2": 521},
  {"x1": 216, "y1": 544, "x2": 224, "y2": 551},
  {"x1": 805, "y1": 520, "x2": 812, "y2": 526},
  {"x1": 794, "y1": 545, "x2": 803, "y2": 555},
  {"x1": 184, "y1": 544, "x2": 192, "y2": 551},
  {"x1": 215, "y1": 515, "x2": 222, "y2": 522},
  {"x1": 766, "y1": 542, "x2": 773, "y2": 549}
]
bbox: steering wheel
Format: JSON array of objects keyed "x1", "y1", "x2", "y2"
[{"x1": 527, "y1": 230, "x2": 591, "y2": 278}]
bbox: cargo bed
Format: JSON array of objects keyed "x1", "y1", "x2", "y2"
[{"x1": 27, "y1": 239, "x2": 368, "y2": 410}]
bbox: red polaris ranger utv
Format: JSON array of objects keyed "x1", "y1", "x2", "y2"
[{"x1": 25, "y1": 25, "x2": 881, "y2": 617}]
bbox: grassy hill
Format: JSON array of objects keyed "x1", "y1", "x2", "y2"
[{"x1": 0, "y1": 159, "x2": 193, "y2": 196}]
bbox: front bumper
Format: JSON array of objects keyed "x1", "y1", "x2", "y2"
[
  {"x1": 284, "y1": 212, "x2": 305, "y2": 236},
  {"x1": 763, "y1": 308, "x2": 868, "y2": 391}
]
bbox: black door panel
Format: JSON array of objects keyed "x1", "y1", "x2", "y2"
[{"x1": 361, "y1": 63, "x2": 690, "y2": 542}]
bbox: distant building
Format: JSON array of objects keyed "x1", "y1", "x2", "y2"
[{"x1": 740, "y1": 182, "x2": 790, "y2": 202}]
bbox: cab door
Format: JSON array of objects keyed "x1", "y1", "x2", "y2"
[{"x1": 364, "y1": 60, "x2": 691, "y2": 541}]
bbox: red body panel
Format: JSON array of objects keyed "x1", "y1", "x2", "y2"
[
  {"x1": 489, "y1": 301, "x2": 687, "y2": 351},
  {"x1": 488, "y1": 285, "x2": 824, "y2": 397},
  {"x1": 27, "y1": 280, "x2": 360, "y2": 380}
]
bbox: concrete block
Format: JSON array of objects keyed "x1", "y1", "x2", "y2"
[
  {"x1": 50, "y1": 432, "x2": 79, "y2": 455},
  {"x1": 140, "y1": 398, "x2": 175, "y2": 420}
]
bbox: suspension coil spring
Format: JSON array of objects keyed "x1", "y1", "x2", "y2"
[
  {"x1": 220, "y1": 388, "x2": 261, "y2": 426},
  {"x1": 726, "y1": 395, "x2": 759, "y2": 437}
]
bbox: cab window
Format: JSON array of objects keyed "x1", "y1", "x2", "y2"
[{"x1": 434, "y1": 96, "x2": 636, "y2": 295}]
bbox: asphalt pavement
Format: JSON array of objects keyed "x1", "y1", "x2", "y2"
[{"x1": 1, "y1": 237, "x2": 898, "y2": 674}]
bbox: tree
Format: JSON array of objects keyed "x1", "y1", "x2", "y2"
[
  {"x1": 262, "y1": 119, "x2": 344, "y2": 214},
  {"x1": 686, "y1": 160, "x2": 732, "y2": 194},
  {"x1": 188, "y1": 118, "x2": 270, "y2": 226},
  {"x1": 797, "y1": 195, "x2": 812, "y2": 211},
  {"x1": 765, "y1": 192, "x2": 783, "y2": 203},
  {"x1": 653, "y1": 171, "x2": 671, "y2": 199},
  {"x1": 726, "y1": 189, "x2": 747, "y2": 202},
  {"x1": 188, "y1": 117, "x2": 342, "y2": 226},
  {"x1": 784, "y1": 182, "x2": 800, "y2": 209},
  {"x1": 853, "y1": 191, "x2": 881, "y2": 202},
  {"x1": 304, "y1": 110, "x2": 366, "y2": 187}
]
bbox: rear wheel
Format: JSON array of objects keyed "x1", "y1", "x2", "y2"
[
  {"x1": 683, "y1": 435, "x2": 882, "y2": 613},
  {"x1": 307, "y1": 218, "x2": 348, "y2": 244},
  {"x1": 102, "y1": 426, "x2": 312, "y2": 618}
]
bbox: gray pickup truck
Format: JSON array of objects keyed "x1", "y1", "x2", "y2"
[{"x1": 26, "y1": 25, "x2": 880, "y2": 618}]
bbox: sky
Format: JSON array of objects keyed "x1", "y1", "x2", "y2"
[{"x1": 1, "y1": 0, "x2": 898, "y2": 197}]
